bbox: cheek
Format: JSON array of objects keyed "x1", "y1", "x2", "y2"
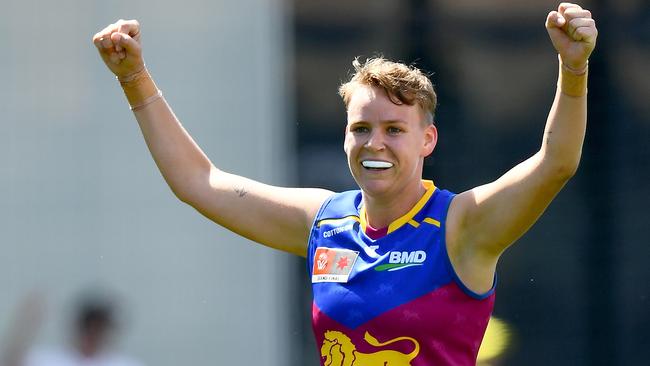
[{"x1": 402, "y1": 140, "x2": 424, "y2": 164}]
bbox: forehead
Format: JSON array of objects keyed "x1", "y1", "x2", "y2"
[{"x1": 346, "y1": 85, "x2": 421, "y2": 124}]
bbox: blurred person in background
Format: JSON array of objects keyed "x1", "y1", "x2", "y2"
[
  {"x1": 1, "y1": 291, "x2": 144, "y2": 366},
  {"x1": 92, "y1": 2, "x2": 596, "y2": 365}
]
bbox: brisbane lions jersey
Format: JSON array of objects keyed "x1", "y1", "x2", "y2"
[{"x1": 307, "y1": 180, "x2": 495, "y2": 366}]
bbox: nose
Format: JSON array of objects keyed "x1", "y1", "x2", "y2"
[{"x1": 364, "y1": 129, "x2": 385, "y2": 151}]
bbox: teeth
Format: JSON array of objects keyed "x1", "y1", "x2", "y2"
[{"x1": 362, "y1": 160, "x2": 393, "y2": 169}]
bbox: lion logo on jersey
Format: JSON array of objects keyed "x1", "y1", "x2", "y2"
[{"x1": 320, "y1": 330, "x2": 420, "y2": 366}]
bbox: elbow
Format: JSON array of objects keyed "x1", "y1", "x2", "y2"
[
  {"x1": 171, "y1": 177, "x2": 207, "y2": 206},
  {"x1": 172, "y1": 186, "x2": 194, "y2": 205},
  {"x1": 550, "y1": 160, "x2": 580, "y2": 182},
  {"x1": 172, "y1": 166, "x2": 221, "y2": 206},
  {"x1": 167, "y1": 173, "x2": 209, "y2": 206},
  {"x1": 540, "y1": 150, "x2": 581, "y2": 182}
]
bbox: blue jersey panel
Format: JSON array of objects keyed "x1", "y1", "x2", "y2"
[{"x1": 308, "y1": 186, "x2": 457, "y2": 329}]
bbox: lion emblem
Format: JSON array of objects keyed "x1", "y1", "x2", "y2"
[{"x1": 321, "y1": 330, "x2": 420, "y2": 366}]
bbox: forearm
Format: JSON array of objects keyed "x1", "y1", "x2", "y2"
[
  {"x1": 540, "y1": 57, "x2": 588, "y2": 177},
  {"x1": 121, "y1": 71, "x2": 213, "y2": 201}
]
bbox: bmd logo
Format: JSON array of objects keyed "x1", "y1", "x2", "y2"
[{"x1": 375, "y1": 250, "x2": 426, "y2": 271}]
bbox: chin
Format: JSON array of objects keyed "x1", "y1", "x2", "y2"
[{"x1": 357, "y1": 178, "x2": 396, "y2": 198}]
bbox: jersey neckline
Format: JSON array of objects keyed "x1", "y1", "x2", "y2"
[{"x1": 359, "y1": 180, "x2": 437, "y2": 236}]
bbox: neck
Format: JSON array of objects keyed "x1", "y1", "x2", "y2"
[{"x1": 363, "y1": 180, "x2": 426, "y2": 229}]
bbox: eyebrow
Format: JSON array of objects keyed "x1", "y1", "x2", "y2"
[{"x1": 349, "y1": 119, "x2": 408, "y2": 125}]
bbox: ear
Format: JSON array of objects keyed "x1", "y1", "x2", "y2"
[{"x1": 421, "y1": 124, "x2": 438, "y2": 157}]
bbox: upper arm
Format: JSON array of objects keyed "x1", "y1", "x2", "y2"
[
  {"x1": 182, "y1": 167, "x2": 333, "y2": 257},
  {"x1": 447, "y1": 151, "x2": 574, "y2": 260}
]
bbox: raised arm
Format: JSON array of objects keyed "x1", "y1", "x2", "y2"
[
  {"x1": 446, "y1": 3, "x2": 597, "y2": 291},
  {"x1": 92, "y1": 20, "x2": 332, "y2": 256}
]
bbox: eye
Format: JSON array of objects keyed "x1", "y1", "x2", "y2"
[
  {"x1": 351, "y1": 125, "x2": 369, "y2": 134},
  {"x1": 387, "y1": 126, "x2": 403, "y2": 134}
]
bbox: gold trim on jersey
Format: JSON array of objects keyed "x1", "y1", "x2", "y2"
[
  {"x1": 359, "y1": 180, "x2": 437, "y2": 235},
  {"x1": 423, "y1": 217, "x2": 441, "y2": 227},
  {"x1": 317, "y1": 215, "x2": 361, "y2": 227}
]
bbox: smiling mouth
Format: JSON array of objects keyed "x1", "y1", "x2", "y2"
[{"x1": 361, "y1": 160, "x2": 394, "y2": 170}]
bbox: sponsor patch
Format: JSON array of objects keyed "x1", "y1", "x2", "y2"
[
  {"x1": 375, "y1": 250, "x2": 427, "y2": 271},
  {"x1": 312, "y1": 247, "x2": 359, "y2": 283}
]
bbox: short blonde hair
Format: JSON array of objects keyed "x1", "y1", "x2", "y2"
[{"x1": 339, "y1": 57, "x2": 437, "y2": 124}]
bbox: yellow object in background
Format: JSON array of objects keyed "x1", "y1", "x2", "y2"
[{"x1": 477, "y1": 317, "x2": 513, "y2": 365}]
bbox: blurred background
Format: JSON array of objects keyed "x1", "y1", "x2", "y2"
[{"x1": 0, "y1": 0, "x2": 647, "y2": 365}]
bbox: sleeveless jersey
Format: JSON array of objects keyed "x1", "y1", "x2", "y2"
[{"x1": 307, "y1": 181, "x2": 495, "y2": 365}]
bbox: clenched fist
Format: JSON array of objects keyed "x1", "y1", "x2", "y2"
[
  {"x1": 92, "y1": 19, "x2": 144, "y2": 80},
  {"x1": 545, "y1": 3, "x2": 598, "y2": 70}
]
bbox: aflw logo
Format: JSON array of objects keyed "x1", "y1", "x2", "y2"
[{"x1": 375, "y1": 250, "x2": 426, "y2": 271}]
